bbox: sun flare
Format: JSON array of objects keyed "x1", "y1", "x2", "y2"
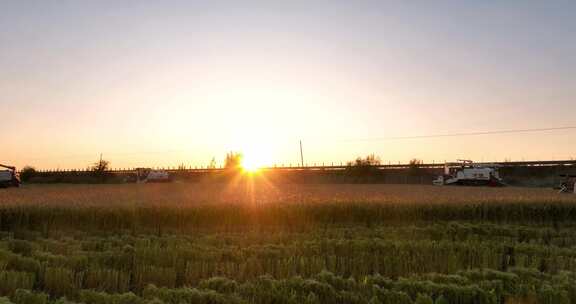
[
  {"x1": 241, "y1": 155, "x2": 262, "y2": 172},
  {"x1": 237, "y1": 142, "x2": 274, "y2": 173}
]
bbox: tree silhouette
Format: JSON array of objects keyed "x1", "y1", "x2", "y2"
[
  {"x1": 409, "y1": 158, "x2": 423, "y2": 169},
  {"x1": 348, "y1": 154, "x2": 381, "y2": 167},
  {"x1": 91, "y1": 158, "x2": 110, "y2": 175},
  {"x1": 225, "y1": 152, "x2": 243, "y2": 170},
  {"x1": 208, "y1": 157, "x2": 217, "y2": 169},
  {"x1": 20, "y1": 166, "x2": 37, "y2": 182},
  {"x1": 346, "y1": 154, "x2": 381, "y2": 178}
]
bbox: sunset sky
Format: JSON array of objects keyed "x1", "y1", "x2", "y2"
[{"x1": 2, "y1": 1, "x2": 575, "y2": 169}]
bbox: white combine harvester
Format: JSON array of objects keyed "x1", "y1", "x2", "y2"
[
  {"x1": 557, "y1": 175, "x2": 576, "y2": 194},
  {"x1": 135, "y1": 168, "x2": 172, "y2": 183},
  {"x1": 433, "y1": 160, "x2": 505, "y2": 186},
  {"x1": 0, "y1": 164, "x2": 21, "y2": 188}
]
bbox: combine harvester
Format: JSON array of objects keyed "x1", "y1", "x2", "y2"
[
  {"x1": 557, "y1": 175, "x2": 576, "y2": 194},
  {"x1": 134, "y1": 168, "x2": 172, "y2": 183},
  {"x1": 0, "y1": 164, "x2": 21, "y2": 188},
  {"x1": 433, "y1": 160, "x2": 505, "y2": 187}
]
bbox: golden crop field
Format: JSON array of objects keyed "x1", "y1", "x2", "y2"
[
  {"x1": 1, "y1": 183, "x2": 576, "y2": 304},
  {"x1": 1, "y1": 183, "x2": 574, "y2": 207}
]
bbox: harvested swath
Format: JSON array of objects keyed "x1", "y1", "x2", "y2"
[{"x1": 1, "y1": 224, "x2": 576, "y2": 303}]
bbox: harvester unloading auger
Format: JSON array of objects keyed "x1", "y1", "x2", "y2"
[
  {"x1": 0, "y1": 164, "x2": 21, "y2": 188},
  {"x1": 433, "y1": 160, "x2": 505, "y2": 186}
]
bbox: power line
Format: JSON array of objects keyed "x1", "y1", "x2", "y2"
[
  {"x1": 337, "y1": 126, "x2": 576, "y2": 142},
  {"x1": 15, "y1": 125, "x2": 576, "y2": 161}
]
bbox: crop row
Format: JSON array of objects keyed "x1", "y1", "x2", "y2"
[
  {"x1": 1, "y1": 224, "x2": 576, "y2": 302},
  {"x1": 1, "y1": 201, "x2": 576, "y2": 234},
  {"x1": 0, "y1": 269, "x2": 575, "y2": 304}
]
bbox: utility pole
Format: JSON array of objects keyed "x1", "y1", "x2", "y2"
[{"x1": 299, "y1": 140, "x2": 304, "y2": 167}]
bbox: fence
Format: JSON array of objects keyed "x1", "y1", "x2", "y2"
[{"x1": 32, "y1": 160, "x2": 576, "y2": 174}]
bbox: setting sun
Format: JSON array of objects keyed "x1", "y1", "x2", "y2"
[
  {"x1": 236, "y1": 143, "x2": 274, "y2": 173},
  {"x1": 241, "y1": 155, "x2": 262, "y2": 172}
]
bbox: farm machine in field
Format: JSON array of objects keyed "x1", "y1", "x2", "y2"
[
  {"x1": 433, "y1": 160, "x2": 505, "y2": 187},
  {"x1": 557, "y1": 175, "x2": 576, "y2": 194},
  {"x1": 0, "y1": 164, "x2": 21, "y2": 188},
  {"x1": 134, "y1": 168, "x2": 172, "y2": 183}
]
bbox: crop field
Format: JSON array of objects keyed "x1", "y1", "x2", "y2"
[
  {"x1": 2, "y1": 183, "x2": 575, "y2": 206},
  {"x1": 1, "y1": 183, "x2": 576, "y2": 304}
]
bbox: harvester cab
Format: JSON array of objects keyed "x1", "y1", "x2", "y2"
[
  {"x1": 433, "y1": 160, "x2": 505, "y2": 186},
  {"x1": 0, "y1": 164, "x2": 21, "y2": 188},
  {"x1": 557, "y1": 175, "x2": 576, "y2": 194}
]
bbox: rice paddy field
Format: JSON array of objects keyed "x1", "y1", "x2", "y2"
[{"x1": 1, "y1": 183, "x2": 576, "y2": 304}]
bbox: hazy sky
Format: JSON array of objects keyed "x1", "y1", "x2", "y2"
[{"x1": 2, "y1": 0, "x2": 575, "y2": 169}]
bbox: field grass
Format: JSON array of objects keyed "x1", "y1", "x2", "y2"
[{"x1": 0, "y1": 183, "x2": 576, "y2": 304}]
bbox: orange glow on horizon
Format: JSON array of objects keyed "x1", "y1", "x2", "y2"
[
  {"x1": 240, "y1": 151, "x2": 268, "y2": 173},
  {"x1": 241, "y1": 159, "x2": 261, "y2": 173},
  {"x1": 232, "y1": 140, "x2": 274, "y2": 173}
]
